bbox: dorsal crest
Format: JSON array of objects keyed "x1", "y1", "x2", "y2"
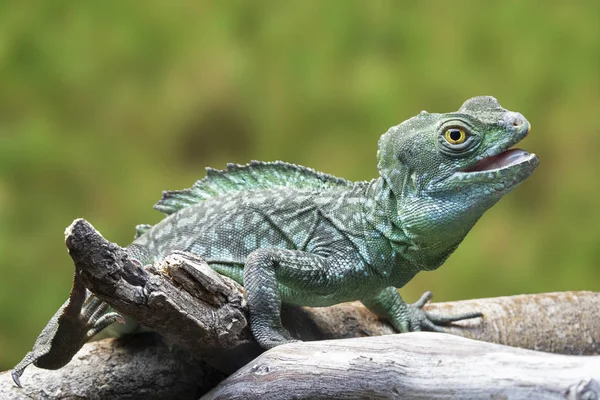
[{"x1": 154, "y1": 160, "x2": 353, "y2": 215}]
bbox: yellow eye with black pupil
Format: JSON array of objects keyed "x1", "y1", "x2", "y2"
[{"x1": 444, "y1": 128, "x2": 466, "y2": 144}]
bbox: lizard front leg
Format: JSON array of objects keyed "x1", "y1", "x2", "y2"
[
  {"x1": 243, "y1": 248, "x2": 346, "y2": 349},
  {"x1": 361, "y1": 286, "x2": 482, "y2": 333}
]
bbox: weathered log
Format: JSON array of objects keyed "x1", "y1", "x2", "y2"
[
  {"x1": 203, "y1": 332, "x2": 600, "y2": 400},
  {"x1": 306, "y1": 291, "x2": 600, "y2": 356},
  {"x1": 0, "y1": 333, "x2": 223, "y2": 400},
  {"x1": 5, "y1": 329, "x2": 598, "y2": 399},
  {"x1": 423, "y1": 291, "x2": 600, "y2": 355}
]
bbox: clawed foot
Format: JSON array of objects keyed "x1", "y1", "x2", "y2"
[
  {"x1": 402, "y1": 291, "x2": 483, "y2": 333},
  {"x1": 77, "y1": 295, "x2": 126, "y2": 342},
  {"x1": 11, "y1": 273, "x2": 124, "y2": 387}
]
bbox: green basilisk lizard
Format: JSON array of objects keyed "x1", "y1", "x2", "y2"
[{"x1": 12, "y1": 96, "x2": 538, "y2": 385}]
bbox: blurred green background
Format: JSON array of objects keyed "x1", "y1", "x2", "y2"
[{"x1": 1, "y1": 1, "x2": 599, "y2": 370}]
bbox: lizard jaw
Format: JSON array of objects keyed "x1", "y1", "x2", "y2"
[
  {"x1": 462, "y1": 148, "x2": 536, "y2": 174},
  {"x1": 449, "y1": 149, "x2": 539, "y2": 190}
]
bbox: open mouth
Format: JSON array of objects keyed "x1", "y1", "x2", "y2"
[
  {"x1": 463, "y1": 149, "x2": 535, "y2": 173},
  {"x1": 430, "y1": 145, "x2": 539, "y2": 193}
]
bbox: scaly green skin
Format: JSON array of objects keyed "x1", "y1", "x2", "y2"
[
  {"x1": 13, "y1": 96, "x2": 538, "y2": 383},
  {"x1": 127, "y1": 96, "x2": 538, "y2": 347}
]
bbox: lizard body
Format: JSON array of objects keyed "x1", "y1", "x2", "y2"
[
  {"x1": 13, "y1": 96, "x2": 538, "y2": 384},
  {"x1": 125, "y1": 96, "x2": 537, "y2": 348}
]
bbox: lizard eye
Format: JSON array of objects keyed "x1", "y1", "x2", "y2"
[{"x1": 444, "y1": 128, "x2": 467, "y2": 145}]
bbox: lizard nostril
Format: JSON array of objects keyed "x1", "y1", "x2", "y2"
[
  {"x1": 511, "y1": 116, "x2": 525, "y2": 128},
  {"x1": 503, "y1": 112, "x2": 528, "y2": 134}
]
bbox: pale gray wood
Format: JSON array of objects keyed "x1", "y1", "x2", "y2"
[
  {"x1": 0, "y1": 333, "x2": 223, "y2": 400},
  {"x1": 203, "y1": 332, "x2": 600, "y2": 400},
  {"x1": 422, "y1": 291, "x2": 600, "y2": 355},
  {"x1": 305, "y1": 291, "x2": 600, "y2": 356}
]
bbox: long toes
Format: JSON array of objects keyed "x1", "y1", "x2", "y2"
[
  {"x1": 87, "y1": 301, "x2": 112, "y2": 325},
  {"x1": 427, "y1": 311, "x2": 483, "y2": 324},
  {"x1": 413, "y1": 291, "x2": 433, "y2": 309},
  {"x1": 420, "y1": 318, "x2": 445, "y2": 332},
  {"x1": 85, "y1": 313, "x2": 125, "y2": 340},
  {"x1": 399, "y1": 321, "x2": 410, "y2": 333},
  {"x1": 81, "y1": 296, "x2": 106, "y2": 319}
]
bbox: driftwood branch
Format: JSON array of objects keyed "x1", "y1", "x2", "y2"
[
  {"x1": 4, "y1": 330, "x2": 598, "y2": 399},
  {"x1": 423, "y1": 290, "x2": 600, "y2": 355},
  {"x1": 0, "y1": 333, "x2": 224, "y2": 400},
  {"x1": 289, "y1": 291, "x2": 600, "y2": 356},
  {"x1": 203, "y1": 332, "x2": 600, "y2": 400},
  {"x1": 2, "y1": 218, "x2": 599, "y2": 398}
]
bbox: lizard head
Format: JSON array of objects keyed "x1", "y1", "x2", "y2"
[{"x1": 377, "y1": 96, "x2": 539, "y2": 207}]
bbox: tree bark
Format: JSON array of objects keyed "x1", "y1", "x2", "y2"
[{"x1": 203, "y1": 332, "x2": 600, "y2": 400}]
